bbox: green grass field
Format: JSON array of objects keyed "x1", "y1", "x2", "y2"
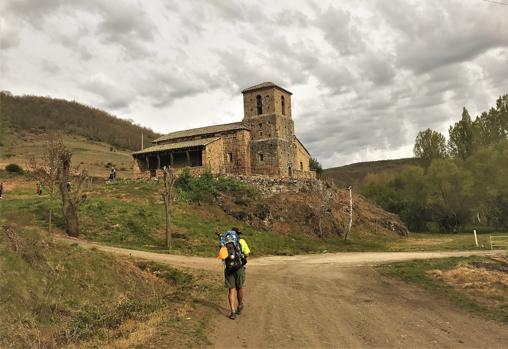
[{"x1": 1, "y1": 173, "x2": 504, "y2": 257}]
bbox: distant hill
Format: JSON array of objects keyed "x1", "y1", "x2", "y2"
[
  {"x1": 0, "y1": 92, "x2": 161, "y2": 151},
  {"x1": 323, "y1": 158, "x2": 422, "y2": 188}
]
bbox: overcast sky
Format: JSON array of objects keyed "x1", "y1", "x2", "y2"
[{"x1": 1, "y1": 0, "x2": 507, "y2": 167}]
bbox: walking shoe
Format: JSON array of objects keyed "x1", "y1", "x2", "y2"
[
  {"x1": 236, "y1": 303, "x2": 244, "y2": 315},
  {"x1": 229, "y1": 312, "x2": 237, "y2": 320}
]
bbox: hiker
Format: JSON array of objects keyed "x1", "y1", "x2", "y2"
[
  {"x1": 0, "y1": 182, "x2": 3, "y2": 198},
  {"x1": 217, "y1": 227, "x2": 250, "y2": 320},
  {"x1": 35, "y1": 183, "x2": 42, "y2": 195},
  {"x1": 66, "y1": 181, "x2": 72, "y2": 192},
  {"x1": 112, "y1": 167, "x2": 117, "y2": 179}
]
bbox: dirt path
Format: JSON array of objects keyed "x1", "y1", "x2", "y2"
[{"x1": 58, "y1": 236, "x2": 508, "y2": 348}]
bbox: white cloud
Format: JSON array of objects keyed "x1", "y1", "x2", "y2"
[{"x1": 0, "y1": 0, "x2": 507, "y2": 168}]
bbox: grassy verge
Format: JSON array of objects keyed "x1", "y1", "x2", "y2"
[
  {"x1": 381, "y1": 256, "x2": 508, "y2": 323},
  {"x1": 0, "y1": 225, "x2": 222, "y2": 348}
]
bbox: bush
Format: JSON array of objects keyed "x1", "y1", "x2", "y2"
[
  {"x1": 175, "y1": 170, "x2": 258, "y2": 204},
  {"x1": 5, "y1": 163, "x2": 24, "y2": 174}
]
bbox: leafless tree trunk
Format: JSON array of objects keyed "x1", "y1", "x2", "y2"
[
  {"x1": 161, "y1": 166, "x2": 176, "y2": 249},
  {"x1": 58, "y1": 149, "x2": 88, "y2": 237},
  {"x1": 28, "y1": 134, "x2": 88, "y2": 236},
  {"x1": 28, "y1": 135, "x2": 63, "y2": 234},
  {"x1": 343, "y1": 186, "x2": 353, "y2": 241}
]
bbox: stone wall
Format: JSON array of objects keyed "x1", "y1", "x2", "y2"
[
  {"x1": 222, "y1": 129, "x2": 251, "y2": 175},
  {"x1": 294, "y1": 139, "x2": 310, "y2": 172},
  {"x1": 225, "y1": 174, "x2": 319, "y2": 195},
  {"x1": 242, "y1": 87, "x2": 292, "y2": 118},
  {"x1": 273, "y1": 88, "x2": 292, "y2": 117},
  {"x1": 203, "y1": 138, "x2": 224, "y2": 174}
]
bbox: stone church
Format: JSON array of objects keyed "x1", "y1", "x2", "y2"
[{"x1": 133, "y1": 82, "x2": 315, "y2": 179}]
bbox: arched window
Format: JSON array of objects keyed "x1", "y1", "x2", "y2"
[
  {"x1": 281, "y1": 96, "x2": 285, "y2": 115},
  {"x1": 256, "y1": 95, "x2": 262, "y2": 115}
]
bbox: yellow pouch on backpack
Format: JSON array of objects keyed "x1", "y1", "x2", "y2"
[
  {"x1": 239, "y1": 239, "x2": 250, "y2": 256},
  {"x1": 217, "y1": 246, "x2": 228, "y2": 260}
]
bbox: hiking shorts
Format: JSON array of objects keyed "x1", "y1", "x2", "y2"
[{"x1": 224, "y1": 267, "x2": 246, "y2": 289}]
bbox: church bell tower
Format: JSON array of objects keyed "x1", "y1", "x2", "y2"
[{"x1": 241, "y1": 82, "x2": 296, "y2": 177}]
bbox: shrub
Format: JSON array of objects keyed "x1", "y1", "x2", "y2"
[
  {"x1": 5, "y1": 163, "x2": 24, "y2": 174},
  {"x1": 175, "y1": 171, "x2": 257, "y2": 204}
]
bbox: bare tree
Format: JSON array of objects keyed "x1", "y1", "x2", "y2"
[
  {"x1": 28, "y1": 134, "x2": 88, "y2": 236},
  {"x1": 161, "y1": 166, "x2": 176, "y2": 249},
  {"x1": 343, "y1": 186, "x2": 353, "y2": 241},
  {"x1": 57, "y1": 147, "x2": 88, "y2": 236},
  {"x1": 28, "y1": 135, "x2": 65, "y2": 234}
]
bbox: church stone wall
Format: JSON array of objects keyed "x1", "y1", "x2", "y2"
[
  {"x1": 273, "y1": 88, "x2": 292, "y2": 117},
  {"x1": 295, "y1": 140, "x2": 310, "y2": 172},
  {"x1": 250, "y1": 139, "x2": 280, "y2": 176},
  {"x1": 222, "y1": 129, "x2": 251, "y2": 175},
  {"x1": 203, "y1": 138, "x2": 224, "y2": 174}
]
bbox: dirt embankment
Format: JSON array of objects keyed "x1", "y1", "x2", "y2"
[{"x1": 216, "y1": 178, "x2": 408, "y2": 238}]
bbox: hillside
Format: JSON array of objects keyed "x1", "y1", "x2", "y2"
[
  {"x1": 0, "y1": 171, "x2": 412, "y2": 258},
  {"x1": 0, "y1": 129, "x2": 134, "y2": 178},
  {"x1": 0, "y1": 224, "x2": 221, "y2": 348},
  {"x1": 0, "y1": 92, "x2": 161, "y2": 151},
  {"x1": 323, "y1": 158, "x2": 422, "y2": 188}
]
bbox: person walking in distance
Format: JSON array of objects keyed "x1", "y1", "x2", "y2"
[
  {"x1": 36, "y1": 182, "x2": 42, "y2": 195},
  {"x1": 0, "y1": 182, "x2": 3, "y2": 198},
  {"x1": 217, "y1": 227, "x2": 250, "y2": 320}
]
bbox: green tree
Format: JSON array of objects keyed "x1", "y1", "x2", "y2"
[
  {"x1": 465, "y1": 140, "x2": 508, "y2": 228},
  {"x1": 448, "y1": 107, "x2": 476, "y2": 160},
  {"x1": 413, "y1": 128, "x2": 448, "y2": 167},
  {"x1": 426, "y1": 159, "x2": 473, "y2": 232},
  {"x1": 473, "y1": 95, "x2": 508, "y2": 147},
  {"x1": 309, "y1": 157, "x2": 323, "y2": 177}
]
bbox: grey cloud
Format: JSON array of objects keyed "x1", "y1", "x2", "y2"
[
  {"x1": 315, "y1": 6, "x2": 365, "y2": 56},
  {"x1": 137, "y1": 66, "x2": 221, "y2": 108},
  {"x1": 274, "y1": 9, "x2": 309, "y2": 27},
  {"x1": 3, "y1": 0, "x2": 63, "y2": 27},
  {"x1": 81, "y1": 72, "x2": 135, "y2": 109},
  {"x1": 378, "y1": 0, "x2": 508, "y2": 74},
  {"x1": 41, "y1": 59, "x2": 60, "y2": 74},
  {"x1": 359, "y1": 53, "x2": 396, "y2": 86},
  {"x1": 0, "y1": 17, "x2": 20, "y2": 50},
  {"x1": 88, "y1": 2, "x2": 157, "y2": 58},
  {"x1": 4, "y1": 0, "x2": 157, "y2": 58}
]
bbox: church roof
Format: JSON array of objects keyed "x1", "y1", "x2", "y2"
[
  {"x1": 153, "y1": 122, "x2": 247, "y2": 143},
  {"x1": 133, "y1": 137, "x2": 221, "y2": 156},
  {"x1": 241, "y1": 82, "x2": 292, "y2": 95}
]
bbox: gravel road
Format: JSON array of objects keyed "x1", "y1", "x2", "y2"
[{"x1": 58, "y1": 236, "x2": 507, "y2": 348}]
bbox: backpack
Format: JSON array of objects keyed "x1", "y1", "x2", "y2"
[{"x1": 220, "y1": 231, "x2": 243, "y2": 272}]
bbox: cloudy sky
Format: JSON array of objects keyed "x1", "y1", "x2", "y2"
[{"x1": 1, "y1": 0, "x2": 507, "y2": 167}]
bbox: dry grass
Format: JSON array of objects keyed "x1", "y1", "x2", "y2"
[
  {"x1": 0, "y1": 130, "x2": 133, "y2": 178},
  {"x1": 428, "y1": 260, "x2": 508, "y2": 308}
]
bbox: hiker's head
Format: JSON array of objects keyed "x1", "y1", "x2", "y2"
[{"x1": 231, "y1": 227, "x2": 242, "y2": 235}]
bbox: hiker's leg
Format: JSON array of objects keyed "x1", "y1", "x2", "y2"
[
  {"x1": 228, "y1": 288, "x2": 237, "y2": 312},
  {"x1": 237, "y1": 287, "x2": 244, "y2": 305}
]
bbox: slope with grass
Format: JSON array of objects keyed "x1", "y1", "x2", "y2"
[
  {"x1": 0, "y1": 92, "x2": 160, "y2": 151},
  {"x1": 0, "y1": 224, "x2": 222, "y2": 348},
  {"x1": 323, "y1": 158, "x2": 421, "y2": 188},
  {"x1": 1, "y1": 171, "x2": 501, "y2": 258},
  {"x1": 0, "y1": 129, "x2": 135, "y2": 178}
]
